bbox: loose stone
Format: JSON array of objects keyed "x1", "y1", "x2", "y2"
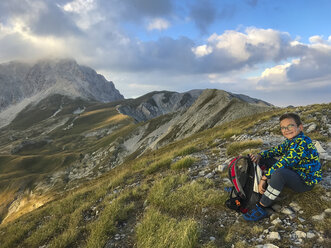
[
  {"x1": 281, "y1": 207, "x2": 294, "y2": 215},
  {"x1": 295, "y1": 230, "x2": 306, "y2": 239},
  {"x1": 267, "y1": 232, "x2": 281, "y2": 240},
  {"x1": 307, "y1": 232, "x2": 316, "y2": 239},
  {"x1": 312, "y1": 213, "x2": 325, "y2": 221}
]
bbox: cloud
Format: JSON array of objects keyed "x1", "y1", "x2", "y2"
[
  {"x1": 0, "y1": 0, "x2": 82, "y2": 37},
  {"x1": 189, "y1": 0, "x2": 218, "y2": 34},
  {"x1": 97, "y1": 0, "x2": 173, "y2": 24},
  {"x1": 188, "y1": 0, "x2": 236, "y2": 35},
  {"x1": 192, "y1": 45, "x2": 213, "y2": 57},
  {"x1": 190, "y1": 28, "x2": 303, "y2": 73},
  {"x1": 62, "y1": 0, "x2": 96, "y2": 14},
  {"x1": 147, "y1": 18, "x2": 170, "y2": 31},
  {"x1": 31, "y1": 2, "x2": 82, "y2": 36},
  {"x1": 60, "y1": 0, "x2": 104, "y2": 30},
  {"x1": 256, "y1": 35, "x2": 331, "y2": 91},
  {"x1": 0, "y1": 1, "x2": 330, "y2": 106}
]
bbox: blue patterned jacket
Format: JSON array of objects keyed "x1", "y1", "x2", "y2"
[{"x1": 260, "y1": 132, "x2": 322, "y2": 185}]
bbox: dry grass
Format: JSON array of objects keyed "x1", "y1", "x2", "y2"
[
  {"x1": 136, "y1": 208, "x2": 198, "y2": 248},
  {"x1": 226, "y1": 139, "x2": 263, "y2": 156},
  {"x1": 170, "y1": 157, "x2": 197, "y2": 170}
]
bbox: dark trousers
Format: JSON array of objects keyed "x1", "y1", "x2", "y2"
[{"x1": 259, "y1": 158, "x2": 314, "y2": 207}]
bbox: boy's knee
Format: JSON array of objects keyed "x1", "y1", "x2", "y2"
[{"x1": 269, "y1": 168, "x2": 290, "y2": 185}]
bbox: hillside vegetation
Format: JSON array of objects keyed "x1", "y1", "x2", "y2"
[
  {"x1": 0, "y1": 103, "x2": 330, "y2": 248},
  {"x1": 0, "y1": 90, "x2": 273, "y2": 224}
]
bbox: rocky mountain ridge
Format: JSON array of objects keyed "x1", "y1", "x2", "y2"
[
  {"x1": 117, "y1": 90, "x2": 203, "y2": 122},
  {"x1": 0, "y1": 58, "x2": 124, "y2": 127}
]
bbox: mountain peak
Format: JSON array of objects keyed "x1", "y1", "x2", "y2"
[{"x1": 0, "y1": 58, "x2": 124, "y2": 127}]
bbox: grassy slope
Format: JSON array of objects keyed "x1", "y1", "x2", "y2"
[
  {"x1": 0, "y1": 103, "x2": 330, "y2": 247},
  {"x1": 0, "y1": 97, "x2": 138, "y2": 223}
]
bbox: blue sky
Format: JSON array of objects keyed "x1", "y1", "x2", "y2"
[{"x1": 0, "y1": 0, "x2": 330, "y2": 106}]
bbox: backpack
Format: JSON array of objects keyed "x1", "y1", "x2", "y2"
[{"x1": 225, "y1": 155, "x2": 263, "y2": 213}]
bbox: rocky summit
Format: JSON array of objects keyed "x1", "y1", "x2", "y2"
[{"x1": 0, "y1": 58, "x2": 124, "y2": 127}]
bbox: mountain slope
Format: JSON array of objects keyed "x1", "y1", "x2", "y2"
[
  {"x1": 0, "y1": 103, "x2": 330, "y2": 248},
  {"x1": 0, "y1": 88, "x2": 273, "y2": 224},
  {"x1": 154, "y1": 89, "x2": 272, "y2": 145},
  {"x1": 117, "y1": 90, "x2": 203, "y2": 122},
  {"x1": 0, "y1": 58, "x2": 124, "y2": 128}
]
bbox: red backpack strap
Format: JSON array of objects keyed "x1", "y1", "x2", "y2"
[{"x1": 228, "y1": 156, "x2": 247, "y2": 199}]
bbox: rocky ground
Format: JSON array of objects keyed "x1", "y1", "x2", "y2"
[{"x1": 105, "y1": 113, "x2": 331, "y2": 248}]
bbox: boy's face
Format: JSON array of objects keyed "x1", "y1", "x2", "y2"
[{"x1": 280, "y1": 118, "x2": 303, "y2": 139}]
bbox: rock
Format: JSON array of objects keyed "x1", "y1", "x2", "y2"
[
  {"x1": 267, "y1": 232, "x2": 281, "y2": 240},
  {"x1": 281, "y1": 207, "x2": 294, "y2": 215},
  {"x1": 317, "y1": 236, "x2": 324, "y2": 243},
  {"x1": 312, "y1": 213, "x2": 325, "y2": 221},
  {"x1": 271, "y1": 204, "x2": 282, "y2": 212},
  {"x1": 306, "y1": 123, "x2": 317, "y2": 133},
  {"x1": 298, "y1": 217, "x2": 305, "y2": 223},
  {"x1": 289, "y1": 213, "x2": 296, "y2": 220},
  {"x1": 222, "y1": 178, "x2": 231, "y2": 184},
  {"x1": 314, "y1": 141, "x2": 330, "y2": 160},
  {"x1": 289, "y1": 202, "x2": 301, "y2": 212},
  {"x1": 307, "y1": 232, "x2": 316, "y2": 239},
  {"x1": 324, "y1": 208, "x2": 331, "y2": 214},
  {"x1": 198, "y1": 171, "x2": 205, "y2": 177},
  {"x1": 269, "y1": 214, "x2": 279, "y2": 221},
  {"x1": 217, "y1": 164, "x2": 227, "y2": 172},
  {"x1": 294, "y1": 238, "x2": 303, "y2": 245},
  {"x1": 209, "y1": 236, "x2": 216, "y2": 241},
  {"x1": 295, "y1": 230, "x2": 306, "y2": 239},
  {"x1": 255, "y1": 244, "x2": 279, "y2": 248},
  {"x1": 205, "y1": 172, "x2": 214, "y2": 179},
  {"x1": 271, "y1": 218, "x2": 282, "y2": 225}
]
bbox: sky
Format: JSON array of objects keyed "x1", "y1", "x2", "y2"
[{"x1": 0, "y1": 0, "x2": 331, "y2": 107}]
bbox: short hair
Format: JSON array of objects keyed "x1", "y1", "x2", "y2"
[{"x1": 279, "y1": 113, "x2": 302, "y2": 126}]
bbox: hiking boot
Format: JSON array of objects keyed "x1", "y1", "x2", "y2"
[{"x1": 242, "y1": 203, "x2": 268, "y2": 221}]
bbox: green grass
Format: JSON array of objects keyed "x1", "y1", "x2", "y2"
[
  {"x1": 226, "y1": 139, "x2": 263, "y2": 156},
  {"x1": 222, "y1": 128, "x2": 243, "y2": 139},
  {"x1": 136, "y1": 208, "x2": 198, "y2": 248},
  {"x1": 309, "y1": 132, "x2": 330, "y2": 142},
  {"x1": 170, "y1": 157, "x2": 197, "y2": 170},
  {"x1": 86, "y1": 195, "x2": 135, "y2": 248},
  {"x1": 173, "y1": 145, "x2": 200, "y2": 157},
  {"x1": 147, "y1": 175, "x2": 226, "y2": 217},
  {"x1": 144, "y1": 157, "x2": 172, "y2": 175}
]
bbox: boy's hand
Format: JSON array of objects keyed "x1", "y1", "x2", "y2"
[
  {"x1": 259, "y1": 180, "x2": 267, "y2": 194},
  {"x1": 249, "y1": 154, "x2": 261, "y2": 164}
]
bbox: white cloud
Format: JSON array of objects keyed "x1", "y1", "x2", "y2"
[
  {"x1": 256, "y1": 36, "x2": 331, "y2": 91},
  {"x1": 62, "y1": 0, "x2": 96, "y2": 14},
  {"x1": 61, "y1": 0, "x2": 104, "y2": 30},
  {"x1": 195, "y1": 28, "x2": 295, "y2": 63},
  {"x1": 257, "y1": 63, "x2": 291, "y2": 90},
  {"x1": 309, "y1": 35, "x2": 325, "y2": 44},
  {"x1": 192, "y1": 45, "x2": 213, "y2": 57},
  {"x1": 147, "y1": 18, "x2": 170, "y2": 31}
]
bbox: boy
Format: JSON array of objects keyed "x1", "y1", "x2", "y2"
[{"x1": 243, "y1": 113, "x2": 322, "y2": 221}]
